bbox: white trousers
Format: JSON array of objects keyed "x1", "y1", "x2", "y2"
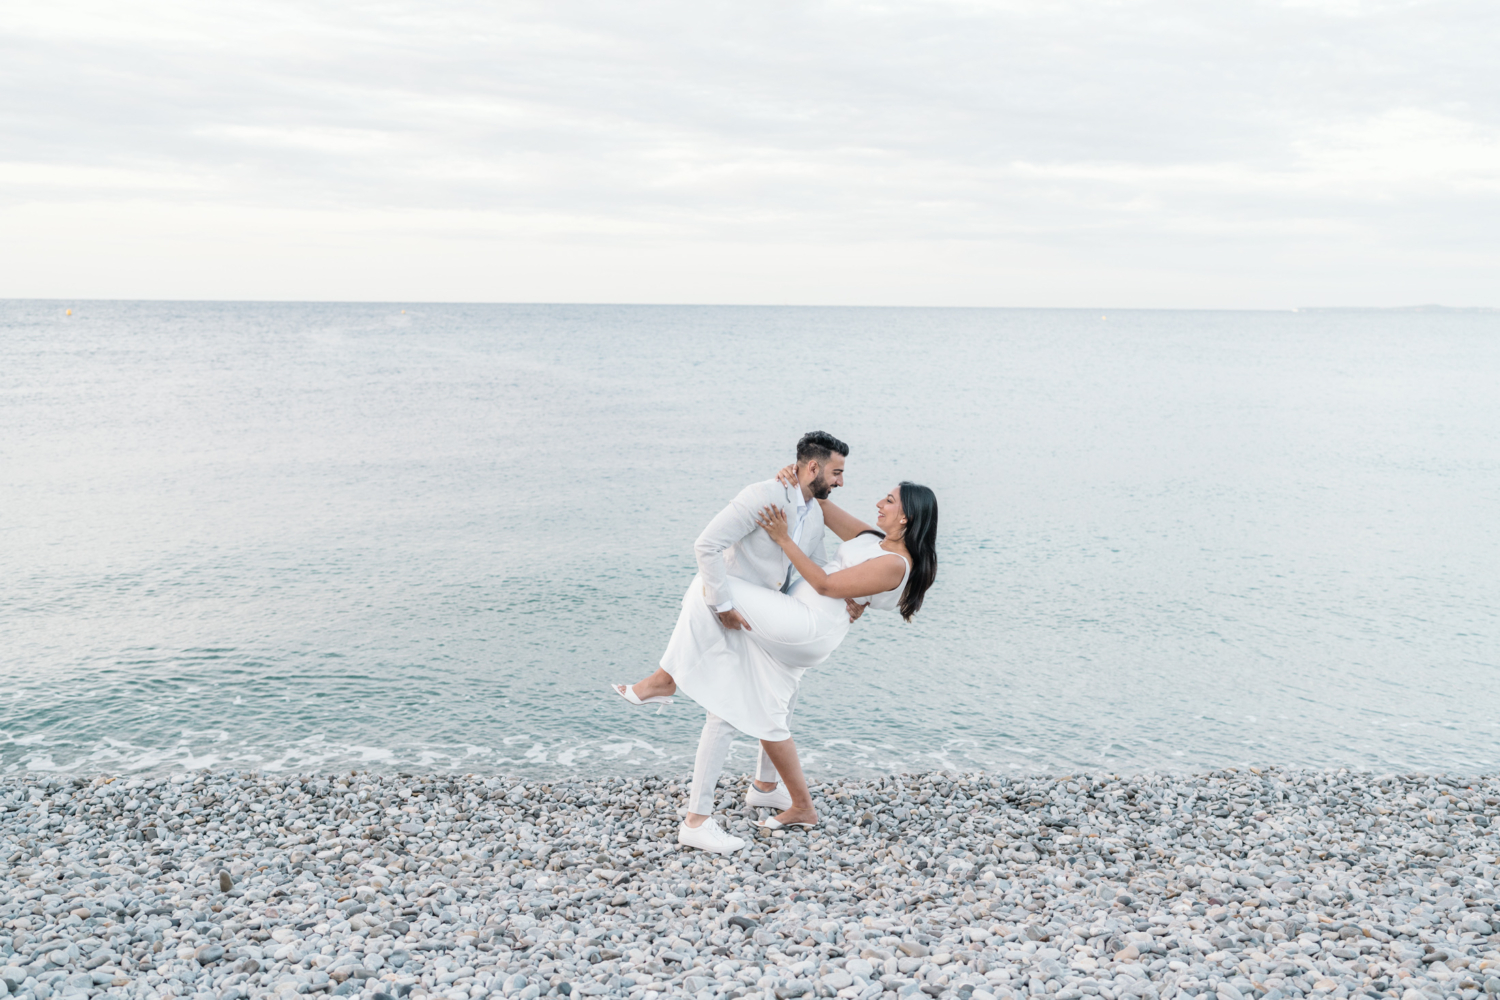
[{"x1": 687, "y1": 692, "x2": 795, "y2": 815}]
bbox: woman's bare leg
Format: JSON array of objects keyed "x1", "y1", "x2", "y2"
[
  {"x1": 757, "y1": 737, "x2": 817, "y2": 825},
  {"x1": 616, "y1": 667, "x2": 676, "y2": 701}
]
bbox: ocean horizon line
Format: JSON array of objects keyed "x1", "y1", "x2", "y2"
[{"x1": 4, "y1": 298, "x2": 1497, "y2": 312}]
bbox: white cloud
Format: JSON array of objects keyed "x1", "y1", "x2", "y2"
[
  {"x1": 0, "y1": 162, "x2": 218, "y2": 195},
  {"x1": 194, "y1": 125, "x2": 398, "y2": 156},
  {"x1": 0, "y1": 0, "x2": 1496, "y2": 305},
  {"x1": 1008, "y1": 109, "x2": 1500, "y2": 204},
  {"x1": 1295, "y1": 109, "x2": 1500, "y2": 194}
]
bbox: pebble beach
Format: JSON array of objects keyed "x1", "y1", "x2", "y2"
[{"x1": 4, "y1": 768, "x2": 1499, "y2": 1000}]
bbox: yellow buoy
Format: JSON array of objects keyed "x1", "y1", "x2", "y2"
[{"x1": 66, "y1": 308, "x2": 72, "y2": 316}]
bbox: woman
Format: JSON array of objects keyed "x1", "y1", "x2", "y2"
[{"x1": 616, "y1": 475, "x2": 938, "y2": 838}]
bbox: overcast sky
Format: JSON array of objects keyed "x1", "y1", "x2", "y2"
[{"x1": 3, "y1": 0, "x2": 1497, "y2": 306}]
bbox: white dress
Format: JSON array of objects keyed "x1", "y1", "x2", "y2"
[{"x1": 660, "y1": 533, "x2": 911, "y2": 741}]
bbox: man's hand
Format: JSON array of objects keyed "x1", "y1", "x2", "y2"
[
  {"x1": 715, "y1": 609, "x2": 752, "y2": 631},
  {"x1": 846, "y1": 599, "x2": 867, "y2": 624}
]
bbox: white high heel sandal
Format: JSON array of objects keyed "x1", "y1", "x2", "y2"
[{"x1": 612, "y1": 683, "x2": 674, "y2": 707}]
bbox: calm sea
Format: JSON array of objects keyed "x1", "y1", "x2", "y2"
[{"x1": 3, "y1": 301, "x2": 1497, "y2": 779}]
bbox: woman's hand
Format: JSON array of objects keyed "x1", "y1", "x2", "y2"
[
  {"x1": 755, "y1": 505, "x2": 792, "y2": 545},
  {"x1": 775, "y1": 464, "x2": 798, "y2": 488}
]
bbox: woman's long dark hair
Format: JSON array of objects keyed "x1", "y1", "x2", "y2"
[{"x1": 895, "y1": 481, "x2": 938, "y2": 620}]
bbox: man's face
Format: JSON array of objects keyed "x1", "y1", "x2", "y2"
[{"x1": 805, "y1": 454, "x2": 846, "y2": 499}]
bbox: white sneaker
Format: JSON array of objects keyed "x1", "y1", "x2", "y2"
[
  {"x1": 678, "y1": 817, "x2": 744, "y2": 854},
  {"x1": 745, "y1": 783, "x2": 793, "y2": 811}
]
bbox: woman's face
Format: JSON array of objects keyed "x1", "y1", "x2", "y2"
[{"x1": 875, "y1": 486, "x2": 906, "y2": 537}]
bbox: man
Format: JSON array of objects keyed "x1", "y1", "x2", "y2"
[{"x1": 614, "y1": 431, "x2": 852, "y2": 853}]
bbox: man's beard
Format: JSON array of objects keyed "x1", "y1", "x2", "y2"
[{"x1": 809, "y1": 474, "x2": 833, "y2": 500}]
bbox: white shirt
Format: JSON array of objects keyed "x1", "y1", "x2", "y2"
[{"x1": 716, "y1": 488, "x2": 813, "y2": 613}]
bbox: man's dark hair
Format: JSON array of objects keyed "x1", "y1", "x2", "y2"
[{"x1": 796, "y1": 431, "x2": 849, "y2": 464}]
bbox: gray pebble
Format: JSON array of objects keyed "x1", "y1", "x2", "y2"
[{"x1": 2, "y1": 767, "x2": 1499, "y2": 1000}]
